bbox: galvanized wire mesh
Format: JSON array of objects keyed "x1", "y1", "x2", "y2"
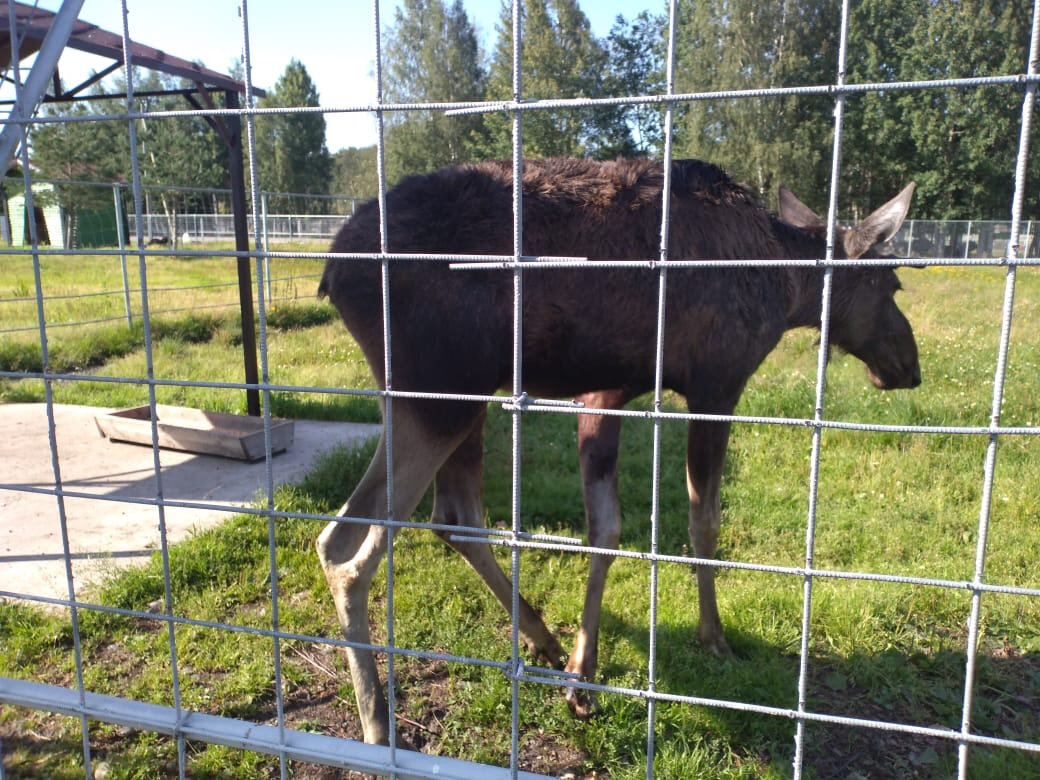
[{"x1": 1, "y1": 1, "x2": 1038, "y2": 778}]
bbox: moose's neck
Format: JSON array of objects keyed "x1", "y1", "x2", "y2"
[
  {"x1": 782, "y1": 266, "x2": 826, "y2": 329},
  {"x1": 774, "y1": 218, "x2": 832, "y2": 330}
]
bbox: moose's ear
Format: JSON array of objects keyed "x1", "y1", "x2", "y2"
[
  {"x1": 778, "y1": 185, "x2": 825, "y2": 229},
  {"x1": 844, "y1": 182, "x2": 916, "y2": 258}
]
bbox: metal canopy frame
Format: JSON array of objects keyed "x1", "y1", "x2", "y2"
[
  {"x1": 0, "y1": 0, "x2": 264, "y2": 99},
  {"x1": 1, "y1": 0, "x2": 267, "y2": 415}
]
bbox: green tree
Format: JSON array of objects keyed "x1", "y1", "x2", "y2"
[
  {"x1": 896, "y1": 0, "x2": 1039, "y2": 219},
  {"x1": 31, "y1": 99, "x2": 129, "y2": 187},
  {"x1": 133, "y1": 70, "x2": 227, "y2": 245},
  {"x1": 606, "y1": 11, "x2": 667, "y2": 156},
  {"x1": 382, "y1": 0, "x2": 488, "y2": 181},
  {"x1": 838, "y1": 0, "x2": 925, "y2": 219},
  {"x1": 332, "y1": 145, "x2": 379, "y2": 205},
  {"x1": 485, "y1": 0, "x2": 632, "y2": 158},
  {"x1": 255, "y1": 60, "x2": 332, "y2": 208},
  {"x1": 30, "y1": 96, "x2": 130, "y2": 246},
  {"x1": 30, "y1": 67, "x2": 226, "y2": 247},
  {"x1": 668, "y1": 0, "x2": 1038, "y2": 220},
  {"x1": 673, "y1": 0, "x2": 839, "y2": 202}
]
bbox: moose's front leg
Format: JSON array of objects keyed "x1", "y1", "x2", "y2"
[{"x1": 686, "y1": 416, "x2": 734, "y2": 657}]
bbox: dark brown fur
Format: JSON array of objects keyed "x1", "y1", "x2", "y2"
[
  {"x1": 321, "y1": 159, "x2": 917, "y2": 417},
  {"x1": 317, "y1": 158, "x2": 920, "y2": 744}
]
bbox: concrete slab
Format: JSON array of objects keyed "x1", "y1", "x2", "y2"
[{"x1": 0, "y1": 403, "x2": 380, "y2": 609}]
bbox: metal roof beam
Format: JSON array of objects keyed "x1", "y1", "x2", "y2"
[
  {"x1": 60, "y1": 60, "x2": 120, "y2": 99},
  {"x1": 0, "y1": 0, "x2": 85, "y2": 173}
]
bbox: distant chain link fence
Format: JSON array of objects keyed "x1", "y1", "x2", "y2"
[
  {"x1": 1, "y1": 176, "x2": 361, "y2": 248},
  {"x1": 127, "y1": 210, "x2": 348, "y2": 242},
  {"x1": 4, "y1": 175, "x2": 1034, "y2": 257},
  {"x1": 896, "y1": 218, "x2": 1038, "y2": 262}
]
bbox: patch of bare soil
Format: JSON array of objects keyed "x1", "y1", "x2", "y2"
[
  {"x1": 1, "y1": 629, "x2": 590, "y2": 779},
  {"x1": 271, "y1": 644, "x2": 589, "y2": 779},
  {"x1": 7, "y1": 623, "x2": 1037, "y2": 778}
]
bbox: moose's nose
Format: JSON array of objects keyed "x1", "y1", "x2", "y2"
[{"x1": 895, "y1": 364, "x2": 921, "y2": 389}]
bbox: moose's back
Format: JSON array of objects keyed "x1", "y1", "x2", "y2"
[{"x1": 319, "y1": 158, "x2": 798, "y2": 399}]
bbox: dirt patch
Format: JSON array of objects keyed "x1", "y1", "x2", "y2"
[
  {"x1": 5, "y1": 623, "x2": 1038, "y2": 778},
  {"x1": 266, "y1": 645, "x2": 590, "y2": 778}
]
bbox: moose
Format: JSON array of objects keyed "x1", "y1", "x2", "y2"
[{"x1": 317, "y1": 157, "x2": 920, "y2": 745}]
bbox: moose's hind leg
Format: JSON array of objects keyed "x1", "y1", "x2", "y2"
[
  {"x1": 565, "y1": 390, "x2": 627, "y2": 718},
  {"x1": 686, "y1": 416, "x2": 734, "y2": 657},
  {"x1": 432, "y1": 411, "x2": 566, "y2": 669}
]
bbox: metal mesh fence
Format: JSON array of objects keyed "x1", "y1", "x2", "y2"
[
  {"x1": 897, "y1": 218, "x2": 1039, "y2": 262},
  {"x1": 0, "y1": 177, "x2": 361, "y2": 246},
  {"x1": 1, "y1": 1, "x2": 1039, "y2": 779}
]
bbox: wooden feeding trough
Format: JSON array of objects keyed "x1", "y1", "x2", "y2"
[{"x1": 95, "y1": 405, "x2": 294, "y2": 461}]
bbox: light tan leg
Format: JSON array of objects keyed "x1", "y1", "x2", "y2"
[
  {"x1": 316, "y1": 403, "x2": 480, "y2": 744},
  {"x1": 565, "y1": 390, "x2": 627, "y2": 718},
  {"x1": 432, "y1": 410, "x2": 566, "y2": 668},
  {"x1": 686, "y1": 417, "x2": 733, "y2": 657}
]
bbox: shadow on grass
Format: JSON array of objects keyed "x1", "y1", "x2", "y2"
[
  {"x1": 593, "y1": 609, "x2": 800, "y2": 769},
  {"x1": 803, "y1": 646, "x2": 1040, "y2": 778},
  {"x1": 594, "y1": 603, "x2": 1040, "y2": 778},
  {"x1": 271, "y1": 392, "x2": 381, "y2": 424}
]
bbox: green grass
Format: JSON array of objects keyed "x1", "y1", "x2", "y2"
[
  {"x1": 1, "y1": 242, "x2": 325, "y2": 339},
  {"x1": 0, "y1": 243, "x2": 380, "y2": 421},
  {"x1": 1, "y1": 257, "x2": 1038, "y2": 778}
]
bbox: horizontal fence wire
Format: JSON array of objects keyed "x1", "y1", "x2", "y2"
[
  {"x1": 1, "y1": 0, "x2": 1038, "y2": 778},
  {"x1": 4, "y1": 245, "x2": 1039, "y2": 264},
  {"x1": 7, "y1": 72, "x2": 1040, "y2": 128},
  {"x1": 3, "y1": 367, "x2": 1040, "y2": 438}
]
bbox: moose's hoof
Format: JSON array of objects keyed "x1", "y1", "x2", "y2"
[
  {"x1": 528, "y1": 637, "x2": 568, "y2": 671},
  {"x1": 698, "y1": 626, "x2": 734, "y2": 659},
  {"x1": 390, "y1": 729, "x2": 420, "y2": 753},
  {"x1": 565, "y1": 685, "x2": 596, "y2": 720}
]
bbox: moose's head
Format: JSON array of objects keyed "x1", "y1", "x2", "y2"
[{"x1": 779, "y1": 183, "x2": 921, "y2": 390}]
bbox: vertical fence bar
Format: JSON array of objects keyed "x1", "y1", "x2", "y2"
[
  {"x1": 956, "y1": 2, "x2": 1040, "y2": 777},
  {"x1": 5, "y1": 2, "x2": 93, "y2": 775},
  {"x1": 509, "y1": 2, "x2": 525, "y2": 775},
  {"x1": 370, "y1": 0, "x2": 400, "y2": 774},
  {"x1": 792, "y1": 1, "x2": 852, "y2": 775},
  {"x1": 262, "y1": 190, "x2": 272, "y2": 303},
  {"x1": 236, "y1": 3, "x2": 288, "y2": 776},
  {"x1": 113, "y1": 183, "x2": 133, "y2": 327},
  {"x1": 645, "y1": 2, "x2": 680, "y2": 777},
  {"x1": 117, "y1": 1, "x2": 188, "y2": 774}
]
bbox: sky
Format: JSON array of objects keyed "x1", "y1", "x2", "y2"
[{"x1": 14, "y1": 0, "x2": 654, "y2": 152}]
